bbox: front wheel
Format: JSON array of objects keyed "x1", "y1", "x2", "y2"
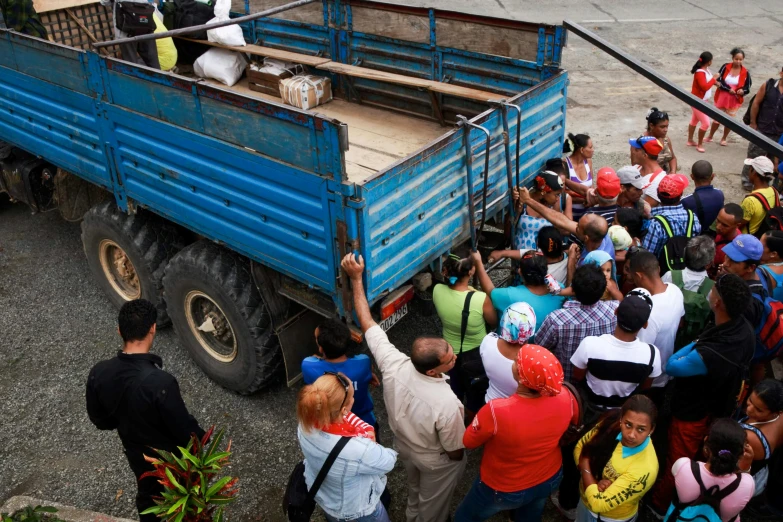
[{"x1": 163, "y1": 241, "x2": 283, "y2": 394}]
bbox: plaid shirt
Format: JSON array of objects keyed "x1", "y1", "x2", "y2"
[
  {"x1": 536, "y1": 299, "x2": 619, "y2": 382},
  {"x1": 642, "y1": 204, "x2": 701, "y2": 257},
  {"x1": 0, "y1": 0, "x2": 48, "y2": 38}
]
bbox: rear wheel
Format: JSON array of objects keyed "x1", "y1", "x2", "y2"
[
  {"x1": 163, "y1": 241, "x2": 283, "y2": 394},
  {"x1": 81, "y1": 201, "x2": 186, "y2": 325}
]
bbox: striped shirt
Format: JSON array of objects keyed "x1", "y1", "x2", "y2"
[
  {"x1": 536, "y1": 300, "x2": 619, "y2": 382},
  {"x1": 571, "y1": 334, "x2": 662, "y2": 408}
]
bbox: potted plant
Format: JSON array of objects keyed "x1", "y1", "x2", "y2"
[{"x1": 140, "y1": 426, "x2": 238, "y2": 522}]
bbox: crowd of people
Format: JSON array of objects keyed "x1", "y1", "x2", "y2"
[
  {"x1": 288, "y1": 55, "x2": 783, "y2": 522},
  {"x1": 82, "y1": 48, "x2": 783, "y2": 522}
]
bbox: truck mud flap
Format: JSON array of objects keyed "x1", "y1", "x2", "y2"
[{"x1": 276, "y1": 308, "x2": 323, "y2": 387}]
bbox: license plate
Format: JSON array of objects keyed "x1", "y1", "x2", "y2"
[{"x1": 380, "y1": 303, "x2": 408, "y2": 331}]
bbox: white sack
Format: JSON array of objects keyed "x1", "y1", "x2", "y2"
[
  {"x1": 194, "y1": 48, "x2": 247, "y2": 87},
  {"x1": 207, "y1": 0, "x2": 246, "y2": 46}
]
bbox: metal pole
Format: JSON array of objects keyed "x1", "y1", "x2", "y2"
[
  {"x1": 94, "y1": 0, "x2": 316, "y2": 48},
  {"x1": 457, "y1": 116, "x2": 478, "y2": 253},
  {"x1": 494, "y1": 103, "x2": 517, "y2": 247},
  {"x1": 564, "y1": 20, "x2": 783, "y2": 159}
]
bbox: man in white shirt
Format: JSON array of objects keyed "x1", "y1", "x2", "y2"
[
  {"x1": 628, "y1": 251, "x2": 685, "y2": 405},
  {"x1": 571, "y1": 289, "x2": 662, "y2": 409},
  {"x1": 342, "y1": 253, "x2": 466, "y2": 522},
  {"x1": 661, "y1": 235, "x2": 714, "y2": 291}
]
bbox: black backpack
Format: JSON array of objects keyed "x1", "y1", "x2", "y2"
[
  {"x1": 668, "y1": 461, "x2": 742, "y2": 522},
  {"x1": 655, "y1": 211, "x2": 695, "y2": 275},
  {"x1": 116, "y1": 2, "x2": 156, "y2": 36},
  {"x1": 173, "y1": 0, "x2": 215, "y2": 40},
  {"x1": 744, "y1": 188, "x2": 783, "y2": 238}
]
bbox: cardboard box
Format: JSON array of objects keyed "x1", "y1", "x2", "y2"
[
  {"x1": 279, "y1": 75, "x2": 332, "y2": 111},
  {"x1": 246, "y1": 59, "x2": 303, "y2": 84}
]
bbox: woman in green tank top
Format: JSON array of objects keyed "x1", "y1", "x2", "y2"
[{"x1": 433, "y1": 254, "x2": 497, "y2": 420}]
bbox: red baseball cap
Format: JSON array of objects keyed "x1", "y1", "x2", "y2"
[
  {"x1": 596, "y1": 168, "x2": 621, "y2": 199},
  {"x1": 658, "y1": 174, "x2": 686, "y2": 199},
  {"x1": 629, "y1": 136, "x2": 664, "y2": 157}
]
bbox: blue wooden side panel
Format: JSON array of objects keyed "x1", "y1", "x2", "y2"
[
  {"x1": 254, "y1": 17, "x2": 331, "y2": 57},
  {"x1": 359, "y1": 72, "x2": 568, "y2": 303},
  {"x1": 0, "y1": 33, "x2": 111, "y2": 190},
  {"x1": 106, "y1": 105, "x2": 338, "y2": 291}
]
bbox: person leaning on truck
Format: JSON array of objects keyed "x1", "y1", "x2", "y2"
[
  {"x1": 341, "y1": 253, "x2": 467, "y2": 522},
  {"x1": 86, "y1": 299, "x2": 204, "y2": 522},
  {"x1": 0, "y1": 0, "x2": 49, "y2": 39},
  {"x1": 100, "y1": 0, "x2": 160, "y2": 69}
]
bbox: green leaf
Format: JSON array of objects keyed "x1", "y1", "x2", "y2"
[
  {"x1": 33, "y1": 507, "x2": 58, "y2": 513},
  {"x1": 207, "y1": 496, "x2": 237, "y2": 506},
  {"x1": 205, "y1": 428, "x2": 225, "y2": 460},
  {"x1": 200, "y1": 472, "x2": 208, "y2": 496},
  {"x1": 166, "y1": 496, "x2": 189, "y2": 515},
  {"x1": 174, "y1": 508, "x2": 186, "y2": 522},
  {"x1": 141, "y1": 506, "x2": 167, "y2": 515},
  {"x1": 178, "y1": 446, "x2": 200, "y2": 466},
  {"x1": 204, "y1": 452, "x2": 231, "y2": 466},
  {"x1": 214, "y1": 507, "x2": 224, "y2": 522},
  {"x1": 165, "y1": 468, "x2": 188, "y2": 494},
  {"x1": 205, "y1": 476, "x2": 233, "y2": 498}
]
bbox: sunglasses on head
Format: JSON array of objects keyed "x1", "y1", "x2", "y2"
[
  {"x1": 522, "y1": 250, "x2": 544, "y2": 259},
  {"x1": 324, "y1": 371, "x2": 349, "y2": 409}
]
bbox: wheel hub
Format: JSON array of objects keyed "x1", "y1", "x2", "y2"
[
  {"x1": 98, "y1": 239, "x2": 141, "y2": 300},
  {"x1": 185, "y1": 291, "x2": 238, "y2": 363}
]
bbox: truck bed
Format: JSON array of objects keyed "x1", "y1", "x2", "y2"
[{"x1": 201, "y1": 78, "x2": 447, "y2": 182}]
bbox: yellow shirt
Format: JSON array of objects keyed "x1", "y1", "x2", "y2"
[
  {"x1": 741, "y1": 187, "x2": 777, "y2": 235},
  {"x1": 574, "y1": 426, "x2": 659, "y2": 521}
]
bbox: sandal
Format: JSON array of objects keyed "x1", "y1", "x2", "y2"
[
  {"x1": 720, "y1": 140, "x2": 728, "y2": 146},
  {"x1": 703, "y1": 137, "x2": 713, "y2": 143},
  {"x1": 686, "y1": 141, "x2": 697, "y2": 147},
  {"x1": 697, "y1": 146, "x2": 706, "y2": 153}
]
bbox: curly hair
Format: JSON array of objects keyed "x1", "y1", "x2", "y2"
[{"x1": 715, "y1": 273, "x2": 751, "y2": 319}]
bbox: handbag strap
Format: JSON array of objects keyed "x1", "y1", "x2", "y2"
[
  {"x1": 306, "y1": 436, "x2": 350, "y2": 504},
  {"x1": 459, "y1": 291, "x2": 476, "y2": 354},
  {"x1": 692, "y1": 190, "x2": 706, "y2": 229}
]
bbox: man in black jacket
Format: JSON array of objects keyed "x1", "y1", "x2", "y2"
[
  {"x1": 86, "y1": 299, "x2": 204, "y2": 521},
  {"x1": 647, "y1": 273, "x2": 755, "y2": 517}
]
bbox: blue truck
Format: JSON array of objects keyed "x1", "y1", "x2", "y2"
[{"x1": 0, "y1": 0, "x2": 567, "y2": 392}]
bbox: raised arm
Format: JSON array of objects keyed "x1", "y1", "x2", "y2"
[
  {"x1": 470, "y1": 250, "x2": 496, "y2": 295},
  {"x1": 517, "y1": 187, "x2": 578, "y2": 235},
  {"x1": 341, "y1": 253, "x2": 376, "y2": 332}
]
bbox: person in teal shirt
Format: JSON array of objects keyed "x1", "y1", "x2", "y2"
[{"x1": 471, "y1": 250, "x2": 565, "y2": 339}]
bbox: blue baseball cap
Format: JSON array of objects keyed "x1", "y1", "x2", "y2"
[{"x1": 722, "y1": 234, "x2": 763, "y2": 263}]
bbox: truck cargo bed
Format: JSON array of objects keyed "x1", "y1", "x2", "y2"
[{"x1": 201, "y1": 78, "x2": 446, "y2": 181}]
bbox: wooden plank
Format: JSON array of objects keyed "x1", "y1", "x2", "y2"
[
  {"x1": 179, "y1": 38, "x2": 332, "y2": 66},
  {"x1": 350, "y1": 6, "x2": 429, "y2": 44},
  {"x1": 435, "y1": 18, "x2": 540, "y2": 61},
  {"x1": 34, "y1": 0, "x2": 96, "y2": 14},
  {"x1": 246, "y1": 0, "x2": 323, "y2": 24},
  {"x1": 317, "y1": 61, "x2": 506, "y2": 102},
  {"x1": 184, "y1": 38, "x2": 504, "y2": 102}
]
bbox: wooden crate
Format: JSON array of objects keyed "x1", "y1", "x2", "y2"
[{"x1": 39, "y1": 3, "x2": 119, "y2": 57}]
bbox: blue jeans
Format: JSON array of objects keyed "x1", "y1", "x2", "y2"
[
  {"x1": 576, "y1": 500, "x2": 637, "y2": 522},
  {"x1": 455, "y1": 467, "x2": 563, "y2": 522},
  {"x1": 324, "y1": 501, "x2": 391, "y2": 522}
]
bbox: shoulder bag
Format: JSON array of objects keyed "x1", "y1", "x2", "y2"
[{"x1": 282, "y1": 436, "x2": 350, "y2": 522}]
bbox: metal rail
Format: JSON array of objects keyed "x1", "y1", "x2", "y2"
[
  {"x1": 457, "y1": 116, "x2": 492, "y2": 253},
  {"x1": 564, "y1": 20, "x2": 783, "y2": 158},
  {"x1": 94, "y1": 0, "x2": 315, "y2": 48}
]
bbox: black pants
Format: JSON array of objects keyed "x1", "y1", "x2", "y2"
[
  {"x1": 448, "y1": 348, "x2": 488, "y2": 414},
  {"x1": 127, "y1": 452, "x2": 164, "y2": 522},
  {"x1": 558, "y1": 441, "x2": 581, "y2": 510},
  {"x1": 120, "y1": 40, "x2": 161, "y2": 69}
]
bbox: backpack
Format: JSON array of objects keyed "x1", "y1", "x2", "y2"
[
  {"x1": 173, "y1": 0, "x2": 215, "y2": 40},
  {"x1": 752, "y1": 268, "x2": 783, "y2": 362},
  {"x1": 671, "y1": 270, "x2": 714, "y2": 349},
  {"x1": 666, "y1": 461, "x2": 742, "y2": 522},
  {"x1": 116, "y1": 2, "x2": 156, "y2": 36},
  {"x1": 655, "y1": 211, "x2": 695, "y2": 275},
  {"x1": 744, "y1": 187, "x2": 783, "y2": 238}
]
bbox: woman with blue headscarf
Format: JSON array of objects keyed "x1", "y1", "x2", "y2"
[
  {"x1": 583, "y1": 250, "x2": 623, "y2": 301},
  {"x1": 480, "y1": 302, "x2": 537, "y2": 402}
]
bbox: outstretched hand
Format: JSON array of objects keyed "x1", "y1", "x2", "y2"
[{"x1": 341, "y1": 253, "x2": 365, "y2": 281}]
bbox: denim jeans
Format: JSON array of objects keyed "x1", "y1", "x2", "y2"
[
  {"x1": 324, "y1": 501, "x2": 391, "y2": 522},
  {"x1": 455, "y1": 467, "x2": 563, "y2": 522}
]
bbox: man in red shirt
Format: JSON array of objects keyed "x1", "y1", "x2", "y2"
[
  {"x1": 455, "y1": 345, "x2": 575, "y2": 521},
  {"x1": 710, "y1": 203, "x2": 743, "y2": 278}
]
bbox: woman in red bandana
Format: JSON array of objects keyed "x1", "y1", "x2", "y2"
[
  {"x1": 454, "y1": 345, "x2": 577, "y2": 522},
  {"x1": 707, "y1": 48, "x2": 752, "y2": 146}
]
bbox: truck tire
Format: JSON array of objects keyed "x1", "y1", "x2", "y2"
[
  {"x1": 163, "y1": 241, "x2": 283, "y2": 394},
  {"x1": 81, "y1": 201, "x2": 185, "y2": 325}
]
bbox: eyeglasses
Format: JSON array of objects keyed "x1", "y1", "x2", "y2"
[{"x1": 324, "y1": 371, "x2": 349, "y2": 410}]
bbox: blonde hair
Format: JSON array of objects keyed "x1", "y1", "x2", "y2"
[{"x1": 296, "y1": 374, "x2": 347, "y2": 432}]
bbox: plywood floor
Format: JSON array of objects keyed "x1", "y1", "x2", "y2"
[{"x1": 201, "y1": 78, "x2": 448, "y2": 182}]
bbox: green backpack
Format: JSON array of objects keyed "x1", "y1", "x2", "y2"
[{"x1": 672, "y1": 270, "x2": 714, "y2": 350}]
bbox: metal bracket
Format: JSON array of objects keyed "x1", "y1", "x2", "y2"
[
  {"x1": 491, "y1": 100, "x2": 522, "y2": 249},
  {"x1": 456, "y1": 115, "x2": 492, "y2": 253}
]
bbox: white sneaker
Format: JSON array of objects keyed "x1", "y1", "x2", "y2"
[{"x1": 550, "y1": 491, "x2": 576, "y2": 520}]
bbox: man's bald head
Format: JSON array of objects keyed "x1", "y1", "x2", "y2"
[
  {"x1": 411, "y1": 336, "x2": 450, "y2": 375},
  {"x1": 579, "y1": 213, "x2": 608, "y2": 242}
]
